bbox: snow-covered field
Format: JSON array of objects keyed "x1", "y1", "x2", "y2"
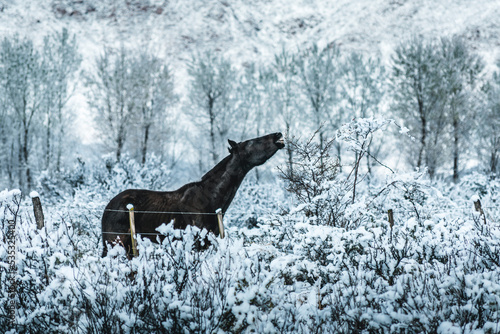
[{"x1": 1, "y1": 148, "x2": 499, "y2": 333}]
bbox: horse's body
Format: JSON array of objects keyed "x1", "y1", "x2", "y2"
[{"x1": 101, "y1": 132, "x2": 284, "y2": 257}]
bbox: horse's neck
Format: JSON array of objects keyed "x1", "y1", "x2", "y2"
[{"x1": 200, "y1": 155, "x2": 248, "y2": 212}]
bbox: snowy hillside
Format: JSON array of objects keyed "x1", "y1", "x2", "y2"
[
  {"x1": 2, "y1": 0, "x2": 500, "y2": 65},
  {"x1": 1, "y1": 0, "x2": 499, "y2": 77},
  {"x1": 1, "y1": 0, "x2": 499, "y2": 145}
]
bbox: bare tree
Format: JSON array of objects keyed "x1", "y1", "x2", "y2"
[
  {"x1": 0, "y1": 36, "x2": 46, "y2": 192},
  {"x1": 130, "y1": 51, "x2": 176, "y2": 165},
  {"x1": 235, "y1": 63, "x2": 272, "y2": 181},
  {"x1": 481, "y1": 66, "x2": 500, "y2": 175},
  {"x1": 297, "y1": 43, "x2": 339, "y2": 152},
  {"x1": 41, "y1": 28, "x2": 81, "y2": 172},
  {"x1": 438, "y1": 36, "x2": 484, "y2": 182},
  {"x1": 235, "y1": 62, "x2": 268, "y2": 141},
  {"x1": 86, "y1": 47, "x2": 137, "y2": 162},
  {"x1": 339, "y1": 52, "x2": 386, "y2": 174},
  {"x1": 390, "y1": 36, "x2": 445, "y2": 178},
  {"x1": 0, "y1": 84, "x2": 13, "y2": 185},
  {"x1": 187, "y1": 52, "x2": 236, "y2": 166},
  {"x1": 269, "y1": 48, "x2": 301, "y2": 174}
]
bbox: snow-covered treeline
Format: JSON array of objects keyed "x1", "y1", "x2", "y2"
[{"x1": 0, "y1": 29, "x2": 499, "y2": 193}]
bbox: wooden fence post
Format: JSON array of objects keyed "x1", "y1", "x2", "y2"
[
  {"x1": 31, "y1": 192, "x2": 44, "y2": 230},
  {"x1": 388, "y1": 209, "x2": 394, "y2": 242},
  {"x1": 216, "y1": 208, "x2": 224, "y2": 239},
  {"x1": 127, "y1": 204, "x2": 138, "y2": 257}
]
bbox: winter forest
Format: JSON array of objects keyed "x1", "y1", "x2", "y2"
[{"x1": 1, "y1": 0, "x2": 500, "y2": 333}]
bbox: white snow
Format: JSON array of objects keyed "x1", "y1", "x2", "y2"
[{"x1": 0, "y1": 1, "x2": 500, "y2": 332}]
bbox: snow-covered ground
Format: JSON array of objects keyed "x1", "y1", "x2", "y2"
[
  {"x1": 1, "y1": 119, "x2": 499, "y2": 332},
  {"x1": 1, "y1": 164, "x2": 499, "y2": 332}
]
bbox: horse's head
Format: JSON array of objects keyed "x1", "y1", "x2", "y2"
[{"x1": 228, "y1": 132, "x2": 285, "y2": 168}]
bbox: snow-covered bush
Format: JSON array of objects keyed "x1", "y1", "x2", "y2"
[
  {"x1": 279, "y1": 119, "x2": 393, "y2": 229},
  {"x1": 33, "y1": 154, "x2": 173, "y2": 204},
  {"x1": 1, "y1": 148, "x2": 499, "y2": 333},
  {"x1": 88, "y1": 154, "x2": 172, "y2": 193},
  {"x1": 278, "y1": 130, "x2": 349, "y2": 227},
  {"x1": 228, "y1": 178, "x2": 289, "y2": 229}
]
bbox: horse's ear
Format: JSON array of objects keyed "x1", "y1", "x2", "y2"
[{"x1": 228, "y1": 139, "x2": 237, "y2": 153}]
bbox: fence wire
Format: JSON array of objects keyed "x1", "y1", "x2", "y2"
[{"x1": 64, "y1": 205, "x2": 499, "y2": 218}]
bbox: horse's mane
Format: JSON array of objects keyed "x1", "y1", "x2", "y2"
[{"x1": 201, "y1": 154, "x2": 233, "y2": 182}]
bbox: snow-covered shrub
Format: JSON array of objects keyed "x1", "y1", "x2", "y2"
[
  {"x1": 280, "y1": 119, "x2": 392, "y2": 229},
  {"x1": 228, "y1": 178, "x2": 289, "y2": 229},
  {"x1": 62, "y1": 154, "x2": 172, "y2": 204},
  {"x1": 278, "y1": 130, "x2": 349, "y2": 227},
  {"x1": 30, "y1": 154, "x2": 173, "y2": 205},
  {"x1": 448, "y1": 172, "x2": 499, "y2": 210},
  {"x1": 2, "y1": 132, "x2": 500, "y2": 333},
  {"x1": 253, "y1": 209, "x2": 500, "y2": 332},
  {"x1": 0, "y1": 190, "x2": 21, "y2": 331},
  {"x1": 88, "y1": 154, "x2": 172, "y2": 192}
]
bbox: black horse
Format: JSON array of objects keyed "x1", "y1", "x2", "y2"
[{"x1": 101, "y1": 132, "x2": 285, "y2": 257}]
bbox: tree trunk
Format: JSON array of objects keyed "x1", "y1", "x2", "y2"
[
  {"x1": 336, "y1": 143, "x2": 342, "y2": 173},
  {"x1": 366, "y1": 145, "x2": 372, "y2": 176},
  {"x1": 352, "y1": 156, "x2": 359, "y2": 204},
  {"x1": 8, "y1": 142, "x2": 14, "y2": 186},
  {"x1": 23, "y1": 126, "x2": 32, "y2": 192},
  {"x1": 56, "y1": 137, "x2": 62, "y2": 172},
  {"x1": 116, "y1": 124, "x2": 125, "y2": 162},
  {"x1": 18, "y1": 133, "x2": 24, "y2": 191},
  {"x1": 491, "y1": 149, "x2": 498, "y2": 174},
  {"x1": 141, "y1": 123, "x2": 150, "y2": 165},
  {"x1": 45, "y1": 110, "x2": 52, "y2": 170},
  {"x1": 285, "y1": 123, "x2": 293, "y2": 177},
  {"x1": 417, "y1": 100, "x2": 426, "y2": 169},
  {"x1": 56, "y1": 101, "x2": 64, "y2": 172},
  {"x1": 452, "y1": 117, "x2": 459, "y2": 182},
  {"x1": 208, "y1": 96, "x2": 218, "y2": 164}
]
